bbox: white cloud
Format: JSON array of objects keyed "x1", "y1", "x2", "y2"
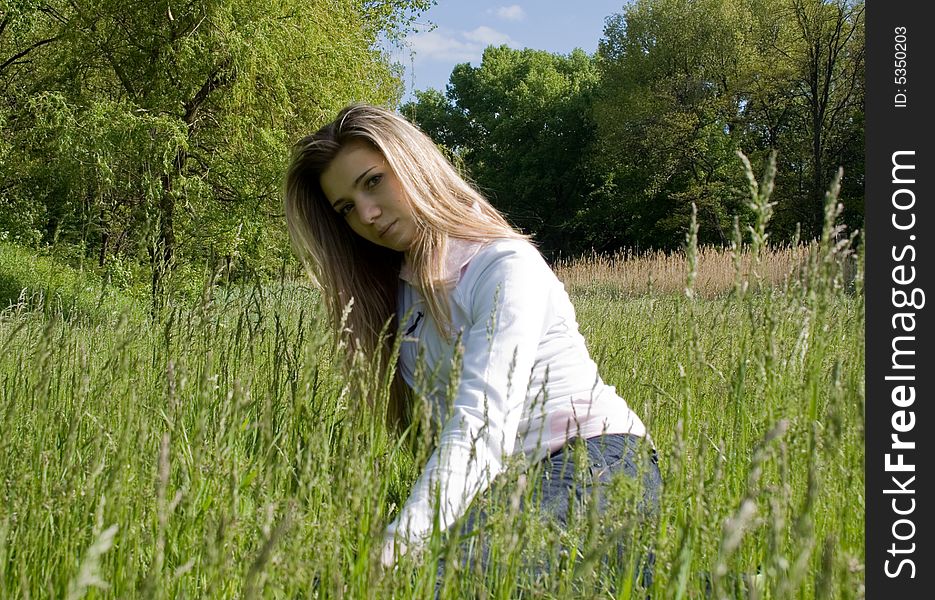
[
  {"x1": 403, "y1": 26, "x2": 518, "y2": 64},
  {"x1": 492, "y1": 5, "x2": 526, "y2": 22},
  {"x1": 406, "y1": 30, "x2": 479, "y2": 63},
  {"x1": 463, "y1": 26, "x2": 515, "y2": 46}
]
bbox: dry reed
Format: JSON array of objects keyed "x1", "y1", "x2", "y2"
[{"x1": 554, "y1": 244, "x2": 816, "y2": 297}]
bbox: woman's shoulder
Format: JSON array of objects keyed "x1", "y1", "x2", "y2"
[
  {"x1": 472, "y1": 237, "x2": 543, "y2": 265},
  {"x1": 458, "y1": 237, "x2": 550, "y2": 291},
  {"x1": 452, "y1": 237, "x2": 561, "y2": 318}
]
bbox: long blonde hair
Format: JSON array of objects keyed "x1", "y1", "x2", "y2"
[{"x1": 284, "y1": 103, "x2": 524, "y2": 424}]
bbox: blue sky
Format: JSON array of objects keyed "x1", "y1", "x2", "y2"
[{"x1": 390, "y1": 1, "x2": 628, "y2": 103}]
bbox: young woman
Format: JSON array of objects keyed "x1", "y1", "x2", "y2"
[{"x1": 284, "y1": 103, "x2": 660, "y2": 572}]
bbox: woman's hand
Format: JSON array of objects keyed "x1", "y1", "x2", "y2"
[{"x1": 380, "y1": 537, "x2": 407, "y2": 570}]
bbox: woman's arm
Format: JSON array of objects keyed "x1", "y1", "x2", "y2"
[{"x1": 382, "y1": 241, "x2": 552, "y2": 564}]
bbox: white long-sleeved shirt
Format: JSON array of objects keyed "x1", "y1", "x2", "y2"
[{"x1": 384, "y1": 237, "x2": 648, "y2": 553}]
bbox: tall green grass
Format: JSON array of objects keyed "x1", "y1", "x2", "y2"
[
  {"x1": 0, "y1": 242, "x2": 143, "y2": 324},
  {"x1": 0, "y1": 161, "x2": 863, "y2": 598}
]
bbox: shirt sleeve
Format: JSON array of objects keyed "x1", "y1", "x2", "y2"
[{"x1": 383, "y1": 242, "x2": 551, "y2": 554}]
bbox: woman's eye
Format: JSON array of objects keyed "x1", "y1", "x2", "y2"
[
  {"x1": 338, "y1": 203, "x2": 354, "y2": 217},
  {"x1": 366, "y1": 174, "x2": 383, "y2": 189}
]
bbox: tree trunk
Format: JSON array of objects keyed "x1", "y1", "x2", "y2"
[
  {"x1": 149, "y1": 61, "x2": 234, "y2": 312},
  {"x1": 151, "y1": 162, "x2": 179, "y2": 312}
]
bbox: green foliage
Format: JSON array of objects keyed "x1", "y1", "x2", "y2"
[
  {"x1": 1, "y1": 0, "x2": 432, "y2": 297},
  {"x1": 745, "y1": 0, "x2": 865, "y2": 239},
  {"x1": 13, "y1": 92, "x2": 186, "y2": 253},
  {"x1": 593, "y1": 0, "x2": 765, "y2": 250},
  {"x1": 592, "y1": 0, "x2": 864, "y2": 247},
  {"x1": 403, "y1": 46, "x2": 601, "y2": 258}
]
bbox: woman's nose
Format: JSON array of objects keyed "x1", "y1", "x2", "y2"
[{"x1": 357, "y1": 197, "x2": 382, "y2": 224}]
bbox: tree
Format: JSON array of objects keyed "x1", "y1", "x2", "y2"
[
  {"x1": 404, "y1": 46, "x2": 600, "y2": 257},
  {"x1": 594, "y1": 0, "x2": 864, "y2": 247},
  {"x1": 594, "y1": 0, "x2": 758, "y2": 250},
  {"x1": 773, "y1": 0, "x2": 864, "y2": 237},
  {"x1": 0, "y1": 0, "x2": 433, "y2": 301}
]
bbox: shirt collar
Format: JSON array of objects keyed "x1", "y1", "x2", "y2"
[{"x1": 399, "y1": 238, "x2": 486, "y2": 286}]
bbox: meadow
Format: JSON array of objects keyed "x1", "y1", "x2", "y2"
[{"x1": 0, "y1": 188, "x2": 864, "y2": 599}]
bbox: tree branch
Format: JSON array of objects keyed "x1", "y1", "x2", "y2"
[
  {"x1": 0, "y1": 36, "x2": 59, "y2": 75},
  {"x1": 183, "y1": 59, "x2": 235, "y2": 128}
]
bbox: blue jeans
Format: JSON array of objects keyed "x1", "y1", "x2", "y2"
[
  {"x1": 537, "y1": 433, "x2": 661, "y2": 527},
  {"x1": 439, "y1": 434, "x2": 662, "y2": 591}
]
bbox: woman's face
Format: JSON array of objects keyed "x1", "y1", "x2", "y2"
[{"x1": 320, "y1": 140, "x2": 417, "y2": 252}]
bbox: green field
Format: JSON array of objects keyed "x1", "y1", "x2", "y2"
[{"x1": 0, "y1": 225, "x2": 864, "y2": 599}]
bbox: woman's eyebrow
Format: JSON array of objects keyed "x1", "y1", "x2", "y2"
[{"x1": 331, "y1": 165, "x2": 378, "y2": 207}]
